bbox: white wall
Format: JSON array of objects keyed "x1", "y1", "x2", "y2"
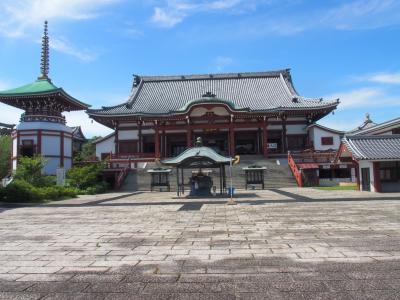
[
  {"x1": 64, "y1": 137, "x2": 72, "y2": 157},
  {"x1": 42, "y1": 136, "x2": 61, "y2": 156},
  {"x1": 309, "y1": 127, "x2": 341, "y2": 151},
  {"x1": 286, "y1": 124, "x2": 306, "y2": 134},
  {"x1": 95, "y1": 135, "x2": 115, "y2": 159},
  {"x1": 118, "y1": 130, "x2": 138, "y2": 140}
]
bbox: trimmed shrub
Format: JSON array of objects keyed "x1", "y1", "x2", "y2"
[
  {"x1": 2, "y1": 180, "x2": 42, "y2": 202},
  {"x1": 1, "y1": 180, "x2": 78, "y2": 203},
  {"x1": 66, "y1": 163, "x2": 108, "y2": 193}
]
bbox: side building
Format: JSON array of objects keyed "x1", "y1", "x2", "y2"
[
  {"x1": 88, "y1": 70, "x2": 339, "y2": 161},
  {"x1": 337, "y1": 116, "x2": 400, "y2": 192}
]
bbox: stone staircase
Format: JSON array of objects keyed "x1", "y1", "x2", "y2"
[
  {"x1": 125, "y1": 156, "x2": 297, "y2": 192},
  {"x1": 119, "y1": 170, "x2": 138, "y2": 192}
]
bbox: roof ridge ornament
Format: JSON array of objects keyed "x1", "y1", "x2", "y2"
[
  {"x1": 195, "y1": 137, "x2": 203, "y2": 147},
  {"x1": 38, "y1": 20, "x2": 50, "y2": 81},
  {"x1": 202, "y1": 91, "x2": 216, "y2": 98}
]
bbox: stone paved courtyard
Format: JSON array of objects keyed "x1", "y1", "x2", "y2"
[{"x1": 1, "y1": 188, "x2": 400, "y2": 299}]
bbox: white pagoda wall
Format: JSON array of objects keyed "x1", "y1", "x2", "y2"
[{"x1": 13, "y1": 121, "x2": 73, "y2": 175}]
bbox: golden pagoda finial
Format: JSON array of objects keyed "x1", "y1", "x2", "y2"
[{"x1": 38, "y1": 20, "x2": 50, "y2": 81}]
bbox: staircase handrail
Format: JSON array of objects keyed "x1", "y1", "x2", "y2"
[
  {"x1": 115, "y1": 167, "x2": 130, "y2": 190},
  {"x1": 288, "y1": 151, "x2": 303, "y2": 187}
]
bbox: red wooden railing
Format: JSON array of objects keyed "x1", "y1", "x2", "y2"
[
  {"x1": 110, "y1": 152, "x2": 155, "y2": 159},
  {"x1": 115, "y1": 167, "x2": 130, "y2": 190},
  {"x1": 289, "y1": 151, "x2": 336, "y2": 164},
  {"x1": 288, "y1": 151, "x2": 303, "y2": 187}
]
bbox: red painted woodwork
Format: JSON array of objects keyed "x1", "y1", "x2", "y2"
[
  {"x1": 37, "y1": 130, "x2": 42, "y2": 155},
  {"x1": 373, "y1": 162, "x2": 381, "y2": 192},
  {"x1": 155, "y1": 124, "x2": 160, "y2": 158},
  {"x1": 60, "y1": 132, "x2": 64, "y2": 167},
  {"x1": 229, "y1": 122, "x2": 235, "y2": 156},
  {"x1": 115, "y1": 125, "x2": 119, "y2": 154},
  {"x1": 263, "y1": 118, "x2": 268, "y2": 158},
  {"x1": 138, "y1": 122, "x2": 142, "y2": 153},
  {"x1": 282, "y1": 116, "x2": 287, "y2": 154},
  {"x1": 288, "y1": 152, "x2": 303, "y2": 187},
  {"x1": 186, "y1": 126, "x2": 192, "y2": 147}
]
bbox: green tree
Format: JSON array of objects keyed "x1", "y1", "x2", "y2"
[
  {"x1": 0, "y1": 136, "x2": 11, "y2": 178},
  {"x1": 74, "y1": 136, "x2": 101, "y2": 162},
  {"x1": 14, "y1": 155, "x2": 52, "y2": 187}
]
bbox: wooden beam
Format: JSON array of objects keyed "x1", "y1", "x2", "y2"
[{"x1": 263, "y1": 117, "x2": 268, "y2": 158}]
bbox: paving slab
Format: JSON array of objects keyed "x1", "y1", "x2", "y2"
[{"x1": 0, "y1": 188, "x2": 400, "y2": 298}]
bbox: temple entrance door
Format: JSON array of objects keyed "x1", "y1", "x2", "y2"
[
  {"x1": 198, "y1": 130, "x2": 228, "y2": 155},
  {"x1": 361, "y1": 167, "x2": 371, "y2": 191},
  {"x1": 167, "y1": 134, "x2": 186, "y2": 157}
]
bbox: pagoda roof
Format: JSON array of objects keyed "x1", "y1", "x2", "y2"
[
  {"x1": 0, "y1": 79, "x2": 90, "y2": 111},
  {"x1": 87, "y1": 69, "x2": 339, "y2": 118}
]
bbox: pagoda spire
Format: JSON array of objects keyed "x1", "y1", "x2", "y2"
[{"x1": 38, "y1": 20, "x2": 50, "y2": 81}]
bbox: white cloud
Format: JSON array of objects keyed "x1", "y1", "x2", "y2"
[
  {"x1": 150, "y1": 0, "x2": 260, "y2": 27},
  {"x1": 357, "y1": 72, "x2": 400, "y2": 84},
  {"x1": 0, "y1": 80, "x2": 11, "y2": 91},
  {"x1": 234, "y1": 0, "x2": 400, "y2": 38},
  {"x1": 151, "y1": 7, "x2": 186, "y2": 28},
  {"x1": 322, "y1": 0, "x2": 400, "y2": 30},
  {"x1": 325, "y1": 87, "x2": 400, "y2": 109},
  {"x1": 51, "y1": 37, "x2": 97, "y2": 62},
  {"x1": 0, "y1": 0, "x2": 119, "y2": 38},
  {"x1": 64, "y1": 111, "x2": 113, "y2": 138},
  {"x1": 0, "y1": 104, "x2": 23, "y2": 125},
  {"x1": 214, "y1": 56, "x2": 233, "y2": 71}
]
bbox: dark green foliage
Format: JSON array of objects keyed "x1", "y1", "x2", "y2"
[
  {"x1": 66, "y1": 162, "x2": 108, "y2": 194},
  {"x1": 14, "y1": 155, "x2": 48, "y2": 186},
  {"x1": 0, "y1": 179, "x2": 78, "y2": 203},
  {"x1": 0, "y1": 136, "x2": 11, "y2": 178},
  {"x1": 74, "y1": 136, "x2": 101, "y2": 162}
]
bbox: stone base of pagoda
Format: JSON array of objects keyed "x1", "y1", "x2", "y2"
[{"x1": 11, "y1": 122, "x2": 73, "y2": 175}]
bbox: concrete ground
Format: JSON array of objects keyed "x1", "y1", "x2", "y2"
[{"x1": 0, "y1": 188, "x2": 400, "y2": 299}]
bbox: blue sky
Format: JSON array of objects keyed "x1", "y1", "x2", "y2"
[{"x1": 1, "y1": 0, "x2": 400, "y2": 137}]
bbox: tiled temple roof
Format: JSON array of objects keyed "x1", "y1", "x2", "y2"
[
  {"x1": 343, "y1": 135, "x2": 400, "y2": 160},
  {"x1": 87, "y1": 69, "x2": 339, "y2": 117}
]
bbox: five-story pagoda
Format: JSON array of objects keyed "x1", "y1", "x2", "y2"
[{"x1": 0, "y1": 21, "x2": 89, "y2": 174}]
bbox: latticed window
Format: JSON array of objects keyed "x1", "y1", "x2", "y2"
[{"x1": 321, "y1": 137, "x2": 334, "y2": 146}]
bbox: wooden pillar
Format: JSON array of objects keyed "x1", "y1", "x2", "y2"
[
  {"x1": 263, "y1": 117, "x2": 268, "y2": 158},
  {"x1": 229, "y1": 116, "x2": 235, "y2": 156},
  {"x1": 176, "y1": 167, "x2": 180, "y2": 197},
  {"x1": 37, "y1": 129, "x2": 42, "y2": 155},
  {"x1": 281, "y1": 115, "x2": 287, "y2": 154},
  {"x1": 355, "y1": 162, "x2": 360, "y2": 191},
  {"x1": 186, "y1": 127, "x2": 192, "y2": 148},
  {"x1": 138, "y1": 121, "x2": 142, "y2": 153},
  {"x1": 161, "y1": 130, "x2": 166, "y2": 157},
  {"x1": 373, "y1": 162, "x2": 381, "y2": 193},
  {"x1": 60, "y1": 131, "x2": 64, "y2": 167},
  {"x1": 154, "y1": 122, "x2": 160, "y2": 158},
  {"x1": 114, "y1": 123, "x2": 119, "y2": 155}
]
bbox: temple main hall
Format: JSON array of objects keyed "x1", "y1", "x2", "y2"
[{"x1": 88, "y1": 70, "x2": 339, "y2": 160}]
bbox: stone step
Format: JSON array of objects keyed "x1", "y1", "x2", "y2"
[{"x1": 127, "y1": 157, "x2": 297, "y2": 192}]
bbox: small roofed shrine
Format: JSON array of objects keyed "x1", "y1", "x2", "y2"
[
  {"x1": 162, "y1": 138, "x2": 232, "y2": 197},
  {"x1": 0, "y1": 21, "x2": 89, "y2": 175}
]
